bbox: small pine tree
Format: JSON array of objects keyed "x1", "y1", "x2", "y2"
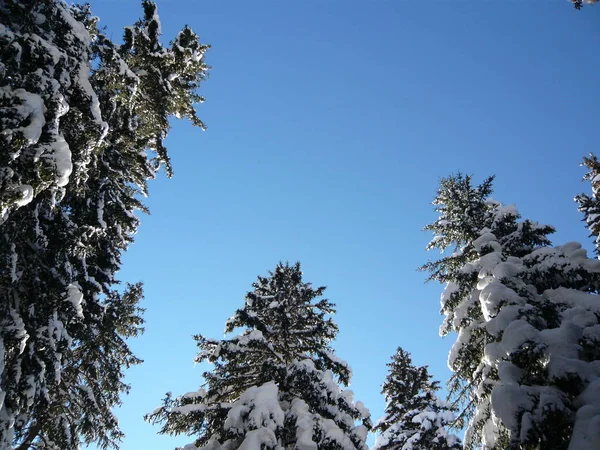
[
  {"x1": 373, "y1": 347, "x2": 461, "y2": 450},
  {"x1": 146, "y1": 262, "x2": 371, "y2": 450},
  {"x1": 422, "y1": 174, "x2": 600, "y2": 449}
]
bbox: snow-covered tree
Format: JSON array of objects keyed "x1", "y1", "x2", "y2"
[
  {"x1": 422, "y1": 174, "x2": 600, "y2": 449},
  {"x1": 146, "y1": 262, "x2": 371, "y2": 450},
  {"x1": 0, "y1": 1, "x2": 209, "y2": 448},
  {"x1": 373, "y1": 347, "x2": 461, "y2": 450},
  {"x1": 0, "y1": 0, "x2": 104, "y2": 223},
  {"x1": 575, "y1": 153, "x2": 600, "y2": 256}
]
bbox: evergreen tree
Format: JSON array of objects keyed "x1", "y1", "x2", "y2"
[
  {"x1": 146, "y1": 262, "x2": 371, "y2": 450},
  {"x1": 571, "y1": 0, "x2": 598, "y2": 9},
  {"x1": 575, "y1": 153, "x2": 600, "y2": 256},
  {"x1": 373, "y1": 347, "x2": 461, "y2": 450},
  {"x1": 0, "y1": 1, "x2": 209, "y2": 448},
  {"x1": 421, "y1": 174, "x2": 600, "y2": 449}
]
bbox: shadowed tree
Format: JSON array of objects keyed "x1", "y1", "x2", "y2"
[{"x1": 0, "y1": 1, "x2": 209, "y2": 448}]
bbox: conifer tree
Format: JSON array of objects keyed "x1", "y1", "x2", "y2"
[
  {"x1": 571, "y1": 0, "x2": 598, "y2": 9},
  {"x1": 147, "y1": 262, "x2": 371, "y2": 450},
  {"x1": 422, "y1": 174, "x2": 600, "y2": 449},
  {"x1": 0, "y1": 0, "x2": 105, "y2": 223},
  {"x1": 373, "y1": 347, "x2": 461, "y2": 450},
  {"x1": 0, "y1": 1, "x2": 209, "y2": 448},
  {"x1": 575, "y1": 153, "x2": 600, "y2": 256}
]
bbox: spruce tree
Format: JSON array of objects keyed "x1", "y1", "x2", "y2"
[
  {"x1": 422, "y1": 174, "x2": 600, "y2": 449},
  {"x1": 373, "y1": 347, "x2": 461, "y2": 450},
  {"x1": 147, "y1": 262, "x2": 371, "y2": 450},
  {"x1": 0, "y1": 1, "x2": 209, "y2": 448},
  {"x1": 0, "y1": 0, "x2": 103, "y2": 222},
  {"x1": 575, "y1": 153, "x2": 600, "y2": 256}
]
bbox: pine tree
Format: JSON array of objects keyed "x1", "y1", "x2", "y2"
[
  {"x1": 421, "y1": 174, "x2": 600, "y2": 449},
  {"x1": 575, "y1": 153, "x2": 600, "y2": 256},
  {"x1": 146, "y1": 262, "x2": 372, "y2": 450},
  {"x1": 0, "y1": 1, "x2": 210, "y2": 448},
  {"x1": 373, "y1": 347, "x2": 461, "y2": 450}
]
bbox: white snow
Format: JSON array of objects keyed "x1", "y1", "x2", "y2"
[
  {"x1": 223, "y1": 382, "x2": 284, "y2": 449},
  {"x1": 440, "y1": 282, "x2": 459, "y2": 309},
  {"x1": 56, "y1": 2, "x2": 92, "y2": 46},
  {"x1": 291, "y1": 399, "x2": 318, "y2": 450},
  {"x1": 65, "y1": 284, "x2": 84, "y2": 317},
  {"x1": 569, "y1": 404, "x2": 600, "y2": 450},
  {"x1": 41, "y1": 135, "x2": 72, "y2": 187},
  {"x1": 13, "y1": 184, "x2": 34, "y2": 207},
  {"x1": 9, "y1": 243, "x2": 19, "y2": 283},
  {"x1": 151, "y1": 8, "x2": 162, "y2": 35},
  {"x1": 11, "y1": 88, "x2": 46, "y2": 145},
  {"x1": 172, "y1": 403, "x2": 207, "y2": 415},
  {"x1": 97, "y1": 194, "x2": 107, "y2": 229},
  {"x1": 473, "y1": 232, "x2": 497, "y2": 252}
]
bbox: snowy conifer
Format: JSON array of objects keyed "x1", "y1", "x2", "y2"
[
  {"x1": 373, "y1": 347, "x2": 461, "y2": 450},
  {"x1": 575, "y1": 153, "x2": 600, "y2": 256},
  {"x1": 0, "y1": 1, "x2": 209, "y2": 448},
  {"x1": 147, "y1": 262, "x2": 371, "y2": 450},
  {"x1": 0, "y1": 0, "x2": 103, "y2": 222},
  {"x1": 422, "y1": 174, "x2": 600, "y2": 449}
]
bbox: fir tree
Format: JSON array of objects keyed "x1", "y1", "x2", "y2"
[
  {"x1": 146, "y1": 262, "x2": 371, "y2": 450},
  {"x1": 422, "y1": 174, "x2": 600, "y2": 449},
  {"x1": 0, "y1": 1, "x2": 209, "y2": 448},
  {"x1": 373, "y1": 347, "x2": 461, "y2": 450},
  {"x1": 575, "y1": 153, "x2": 600, "y2": 256}
]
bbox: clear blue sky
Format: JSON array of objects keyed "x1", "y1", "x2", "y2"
[{"x1": 85, "y1": 1, "x2": 599, "y2": 448}]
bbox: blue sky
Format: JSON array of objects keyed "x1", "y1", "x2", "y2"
[{"x1": 85, "y1": 1, "x2": 599, "y2": 448}]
